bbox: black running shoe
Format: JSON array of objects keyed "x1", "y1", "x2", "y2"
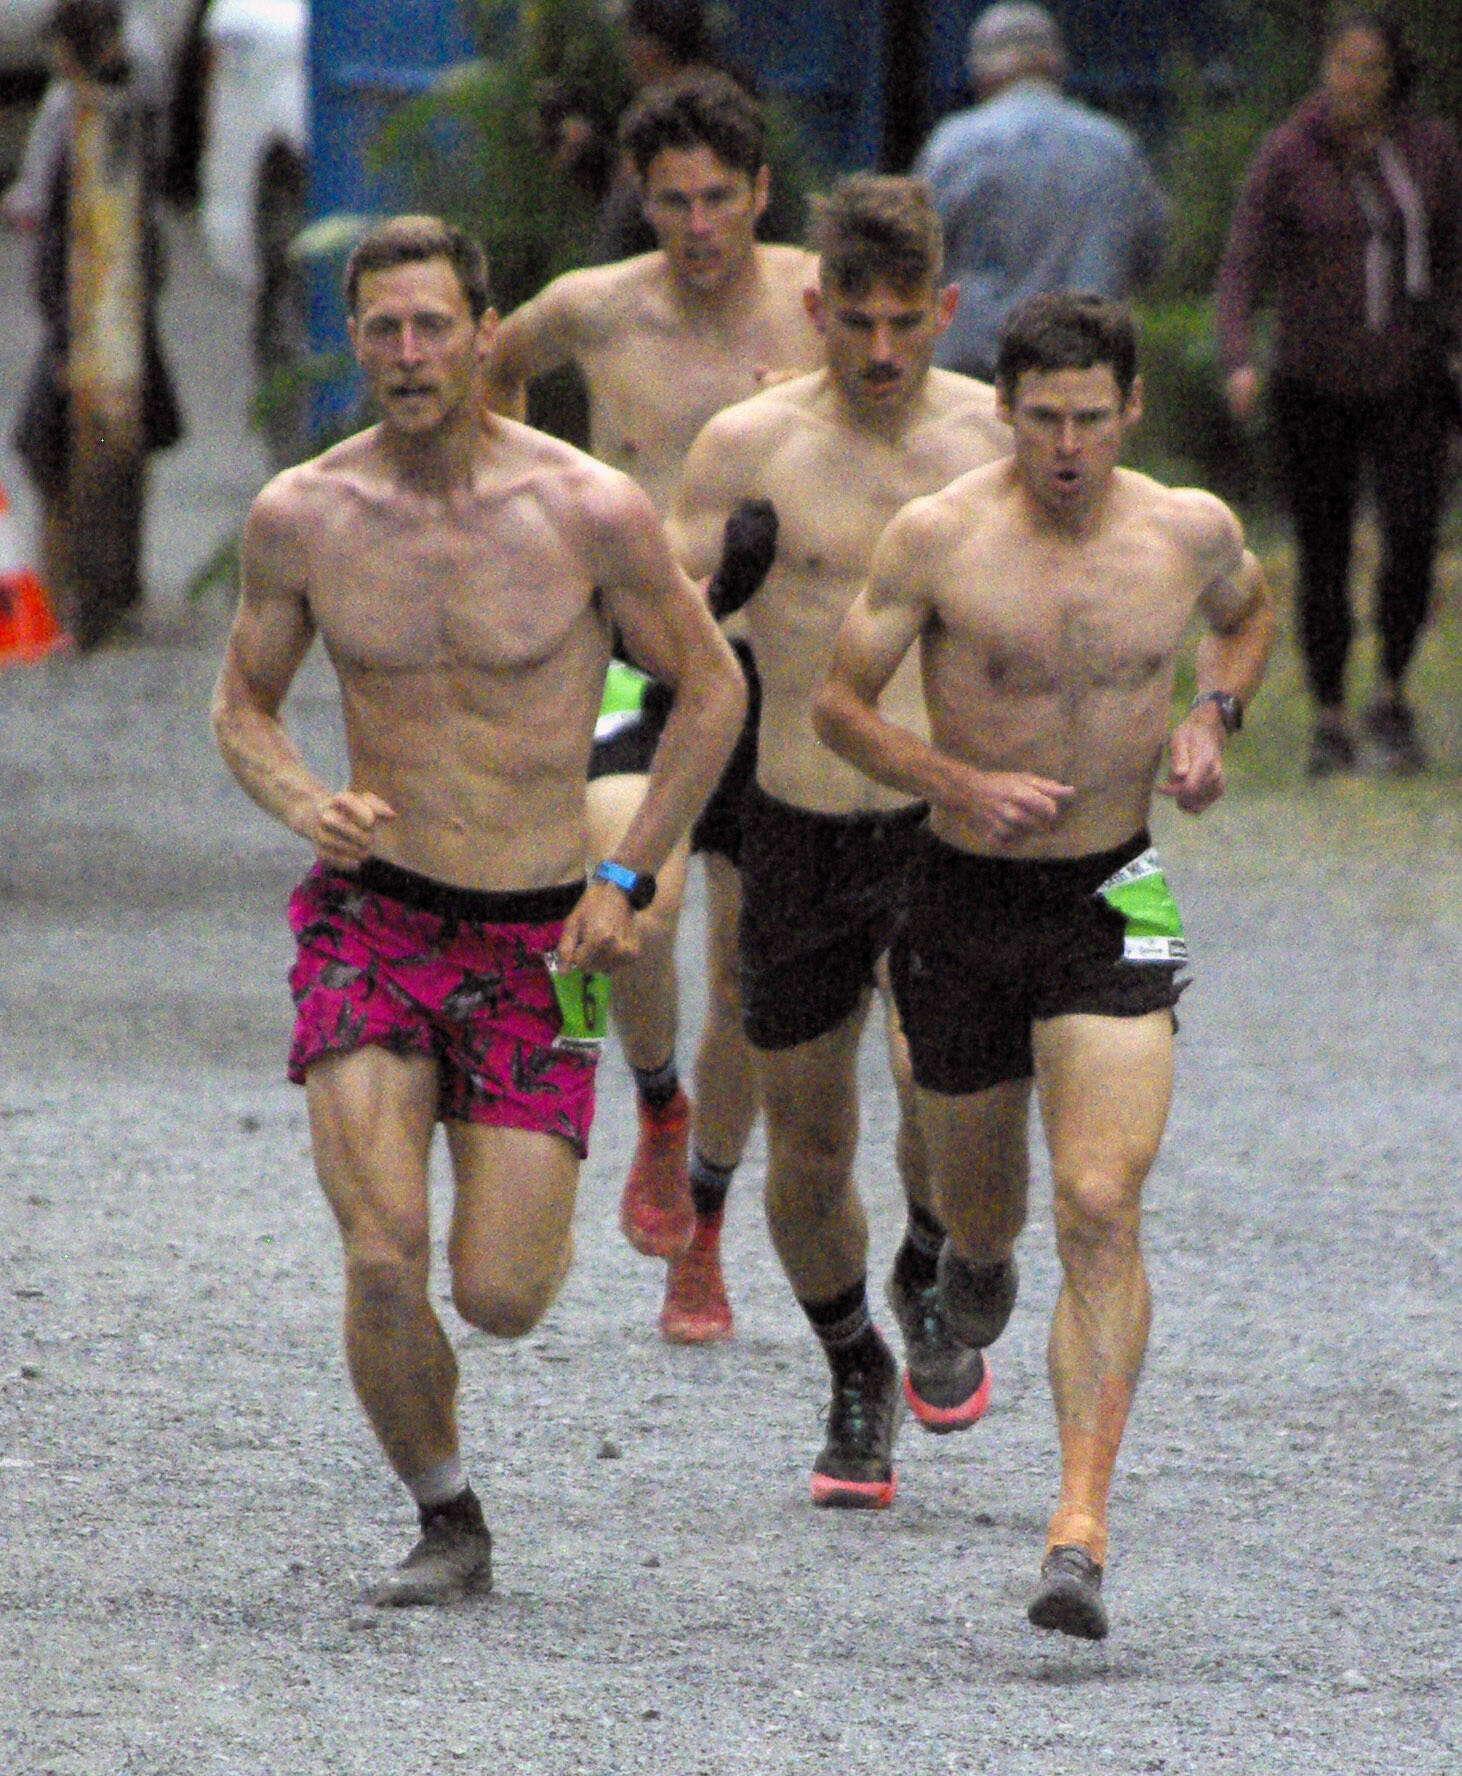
[
  {"x1": 810, "y1": 1337, "x2": 902, "y2": 1509},
  {"x1": 1362, "y1": 697, "x2": 1426, "y2": 774},
  {"x1": 1027, "y1": 1544, "x2": 1108, "y2": 1640},
  {"x1": 1306, "y1": 723, "x2": 1357, "y2": 779},
  {"x1": 369, "y1": 1490, "x2": 493, "y2": 1607},
  {"x1": 886, "y1": 1265, "x2": 991, "y2": 1434}
]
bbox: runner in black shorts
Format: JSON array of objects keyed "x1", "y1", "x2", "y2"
[
  {"x1": 669, "y1": 177, "x2": 1015, "y2": 1510},
  {"x1": 816, "y1": 293, "x2": 1275, "y2": 1637}
]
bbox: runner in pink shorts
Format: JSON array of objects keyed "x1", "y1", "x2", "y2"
[
  {"x1": 288, "y1": 859, "x2": 598, "y2": 1157},
  {"x1": 210, "y1": 215, "x2": 744, "y2": 1611}
]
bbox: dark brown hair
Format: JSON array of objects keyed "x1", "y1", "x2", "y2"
[
  {"x1": 344, "y1": 216, "x2": 492, "y2": 321},
  {"x1": 996, "y1": 293, "x2": 1138, "y2": 399},
  {"x1": 811, "y1": 175, "x2": 944, "y2": 296},
  {"x1": 619, "y1": 70, "x2": 765, "y2": 181}
]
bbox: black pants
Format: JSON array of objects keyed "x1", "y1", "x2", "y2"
[{"x1": 1270, "y1": 375, "x2": 1450, "y2": 709}]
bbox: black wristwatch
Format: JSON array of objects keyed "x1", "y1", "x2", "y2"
[
  {"x1": 1190, "y1": 690, "x2": 1243, "y2": 735},
  {"x1": 592, "y1": 859, "x2": 657, "y2": 911}
]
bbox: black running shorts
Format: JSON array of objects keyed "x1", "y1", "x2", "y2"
[
  {"x1": 890, "y1": 828, "x2": 1188, "y2": 1096},
  {"x1": 738, "y1": 787, "x2": 927, "y2": 1051}
]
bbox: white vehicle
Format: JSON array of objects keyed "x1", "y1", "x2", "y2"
[{"x1": 197, "y1": 0, "x2": 306, "y2": 458}]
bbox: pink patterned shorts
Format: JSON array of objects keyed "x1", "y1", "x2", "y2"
[{"x1": 287, "y1": 860, "x2": 597, "y2": 1157}]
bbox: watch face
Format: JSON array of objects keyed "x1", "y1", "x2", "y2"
[{"x1": 628, "y1": 872, "x2": 657, "y2": 911}]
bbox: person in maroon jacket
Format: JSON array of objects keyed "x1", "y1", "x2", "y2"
[{"x1": 1216, "y1": 9, "x2": 1462, "y2": 777}]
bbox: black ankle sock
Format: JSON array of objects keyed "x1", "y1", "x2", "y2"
[
  {"x1": 632, "y1": 1058, "x2": 680, "y2": 1113},
  {"x1": 800, "y1": 1278, "x2": 886, "y2": 1380},
  {"x1": 688, "y1": 1150, "x2": 735, "y2": 1217},
  {"x1": 894, "y1": 1202, "x2": 945, "y2": 1290}
]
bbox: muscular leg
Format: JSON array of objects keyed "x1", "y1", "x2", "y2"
[
  {"x1": 660, "y1": 851, "x2": 759, "y2": 1343},
  {"x1": 306, "y1": 1046, "x2": 454, "y2": 1484},
  {"x1": 443, "y1": 1121, "x2": 581, "y2": 1338},
  {"x1": 917, "y1": 1077, "x2": 1032, "y2": 1271},
  {"x1": 692, "y1": 852, "x2": 759, "y2": 1168},
  {"x1": 760, "y1": 996, "x2": 902, "y2": 1507},
  {"x1": 759, "y1": 1000, "x2": 871, "y2": 1304},
  {"x1": 588, "y1": 772, "x2": 695, "y2": 1257},
  {"x1": 1033, "y1": 1010, "x2": 1173, "y2": 1569}
]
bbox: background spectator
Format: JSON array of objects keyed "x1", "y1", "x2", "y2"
[
  {"x1": 8, "y1": 0, "x2": 183, "y2": 645},
  {"x1": 914, "y1": 2, "x2": 1168, "y2": 381},
  {"x1": 1216, "y1": 7, "x2": 1462, "y2": 777}
]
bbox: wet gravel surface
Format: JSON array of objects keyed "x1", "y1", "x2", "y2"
[{"x1": 1, "y1": 632, "x2": 1459, "y2": 1775}]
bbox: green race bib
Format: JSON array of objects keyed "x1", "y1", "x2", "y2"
[{"x1": 1096, "y1": 849, "x2": 1188, "y2": 963}]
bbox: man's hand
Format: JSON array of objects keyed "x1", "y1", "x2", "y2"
[
  {"x1": 1158, "y1": 712, "x2": 1225, "y2": 814},
  {"x1": 1224, "y1": 366, "x2": 1260, "y2": 425},
  {"x1": 556, "y1": 880, "x2": 641, "y2": 973},
  {"x1": 299, "y1": 790, "x2": 396, "y2": 870},
  {"x1": 946, "y1": 767, "x2": 1075, "y2": 846}
]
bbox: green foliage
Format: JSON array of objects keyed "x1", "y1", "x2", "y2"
[
  {"x1": 371, "y1": 1, "x2": 633, "y2": 315},
  {"x1": 1128, "y1": 298, "x2": 1265, "y2": 503}
]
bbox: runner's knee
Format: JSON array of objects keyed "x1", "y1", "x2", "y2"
[
  {"x1": 1052, "y1": 1169, "x2": 1144, "y2": 1268},
  {"x1": 451, "y1": 1262, "x2": 563, "y2": 1338}
]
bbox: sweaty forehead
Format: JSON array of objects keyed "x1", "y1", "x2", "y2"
[
  {"x1": 1010, "y1": 364, "x2": 1123, "y2": 408},
  {"x1": 823, "y1": 276, "x2": 936, "y2": 315},
  {"x1": 354, "y1": 258, "x2": 471, "y2": 320},
  {"x1": 644, "y1": 144, "x2": 749, "y2": 195}
]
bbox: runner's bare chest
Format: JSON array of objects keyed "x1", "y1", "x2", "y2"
[
  {"x1": 305, "y1": 491, "x2": 599, "y2": 678},
  {"x1": 949, "y1": 523, "x2": 1199, "y2": 701}
]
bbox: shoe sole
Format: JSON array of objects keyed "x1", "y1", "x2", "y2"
[
  {"x1": 659, "y1": 1310, "x2": 734, "y2": 1344},
  {"x1": 1027, "y1": 1575, "x2": 1108, "y2": 1640},
  {"x1": 810, "y1": 1472, "x2": 896, "y2": 1510},
  {"x1": 370, "y1": 1563, "x2": 493, "y2": 1608},
  {"x1": 904, "y1": 1357, "x2": 991, "y2": 1434}
]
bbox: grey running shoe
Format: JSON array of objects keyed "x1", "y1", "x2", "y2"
[
  {"x1": 1028, "y1": 1544, "x2": 1108, "y2": 1640},
  {"x1": 886, "y1": 1264, "x2": 991, "y2": 1434},
  {"x1": 1362, "y1": 697, "x2": 1426, "y2": 774},
  {"x1": 370, "y1": 1491, "x2": 493, "y2": 1607},
  {"x1": 810, "y1": 1336, "x2": 903, "y2": 1509},
  {"x1": 1306, "y1": 723, "x2": 1357, "y2": 778}
]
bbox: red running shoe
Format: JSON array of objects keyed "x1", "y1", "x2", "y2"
[
  {"x1": 619, "y1": 1088, "x2": 694, "y2": 1258},
  {"x1": 659, "y1": 1212, "x2": 733, "y2": 1343}
]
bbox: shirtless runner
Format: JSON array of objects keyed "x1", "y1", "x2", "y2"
[
  {"x1": 211, "y1": 216, "x2": 743, "y2": 1605},
  {"x1": 816, "y1": 292, "x2": 1276, "y2": 1636},
  {"x1": 484, "y1": 70, "x2": 821, "y2": 1342},
  {"x1": 671, "y1": 175, "x2": 1010, "y2": 1506}
]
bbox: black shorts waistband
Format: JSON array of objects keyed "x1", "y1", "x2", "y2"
[
  {"x1": 750, "y1": 785, "x2": 928, "y2": 835},
  {"x1": 917, "y1": 827, "x2": 1152, "y2": 896},
  {"x1": 354, "y1": 858, "x2": 585, "y2": 923}
]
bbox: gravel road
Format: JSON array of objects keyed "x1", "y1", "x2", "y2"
[
  {"x1": 2, "y1": 629, "x2": 1459, "y2": 1775},
  {"x1": 0, "y1": 197, "x2": 1458, "y2": 1776}
]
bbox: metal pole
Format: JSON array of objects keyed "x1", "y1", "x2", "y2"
[{"x1": 66, "y1": 79, "x2": 146, "y2": 650}]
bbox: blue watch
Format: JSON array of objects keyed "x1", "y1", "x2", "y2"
[{"x1": 592, "y1": 859, "x2": 657, "y2": 911}]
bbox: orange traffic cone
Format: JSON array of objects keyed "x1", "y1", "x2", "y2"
[{"x1": 0, "y1": 475, "x2": 69, "y2": 665}]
